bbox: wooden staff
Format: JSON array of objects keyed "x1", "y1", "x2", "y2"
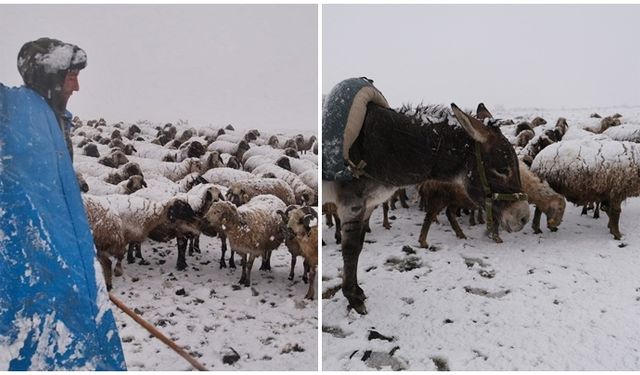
[{"x1": 109, "y1": 292, "x2": 208, "y2": 371}]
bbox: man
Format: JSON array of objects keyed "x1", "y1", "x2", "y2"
[{"x1": 0, "y1": 38, "x2": 126, "y2": 370}]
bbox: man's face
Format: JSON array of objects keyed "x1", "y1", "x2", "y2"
[{"x1": 61, "y1": 70, "x2": 80, "y2": 102}]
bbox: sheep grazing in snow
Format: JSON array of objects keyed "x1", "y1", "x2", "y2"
[
  {"x1": 531, "y1": 138, "x2": 640, "y2": 239},
  {"x1": 85, "y1": 174, "x2": 147, "y2": 195},
  {"x1": 203, "y1": 194, "x2": 286, "y2": 287},
  {"x1": 226, "y1": 178, "x2": 297, "y2": 207},
  {"x1": 251, "y1": 164, "x2": 315, "y2": 205},
  {"x1": 278, "y1": 205, "x2": 318, "y2": 299},
  {"x1": 518, "y1": 160, "x2": 566, "y2": 233},
  {"x1": 98, "y1": 150, "x2": 129, "y2": 168},
  {"x1": 129, "y1": 156, "x2": 202, "y2": 182},
  {"x1": 208, "y1": 139, "x2": 250, "y2": 161},
  {"x1": 104, "y1": 162, "x2": 144, "y2": 185},
  {"x1": 201, "y1": 167, "x2": 255, "y2": 187},
  {"x1": 83, "y1": 194, "x2": 199, "y2": 289}
]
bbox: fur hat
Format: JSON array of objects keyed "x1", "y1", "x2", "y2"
[{"x1": 17, "y1": 37, "x2": 86, "y2": 106}]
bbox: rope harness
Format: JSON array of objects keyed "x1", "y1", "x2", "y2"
[{"x1": 474, "y1": 141, "x2": 528, "y2": 233}]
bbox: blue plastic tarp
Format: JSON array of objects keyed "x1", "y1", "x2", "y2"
[{"x1": 0, "y1": 84, "x2": 126, "y2": 370}]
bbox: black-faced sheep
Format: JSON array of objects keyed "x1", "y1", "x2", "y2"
[
  {"x1": 203, "y1": 194, "x2": 286, "y2": 286},
  {"x1": 531, "y1": 138, "x2": 640, "y2": 239},
  {"x1": 98, "y1": 150, "x2": 129, "y2": 168},
  {"x1": 83, "y1": 194, "x2": 198, "y2": 289}
]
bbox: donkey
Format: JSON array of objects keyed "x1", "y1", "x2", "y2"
[{"x1": 322, "y1": 102, "x2": 530, "y2": 314}]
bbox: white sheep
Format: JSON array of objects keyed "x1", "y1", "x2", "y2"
[
  {"x1": 226, "y1": 178, "x2": 296, "y2": 206},
  {"x1": 531, "y1": 138, "x2": 640, "y2": 239},
  {"x1": 203, "y1": 194, "x2": 286, "y2": 286},
  {"x1": 84, "y1": 175, "x2": 147, "y2": 195},
  {"x1": 83, "y1": 194, "x2": 198, "y2": 289},
  {"x1": 251, "y1": 164, "x2": 315, "y2": 205},
  {"x1": 201, "y1": 167, "x2": 256, "y2": 187},
  {"x1": 127, "y1": 156, "x2": 202, "y2": 182}
]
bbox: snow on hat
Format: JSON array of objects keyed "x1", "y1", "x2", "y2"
[{"x1": 17, "y1": 37, "x2": 86, "y2": 99}]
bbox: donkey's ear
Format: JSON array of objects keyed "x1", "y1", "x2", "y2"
[
  {"x1": 451, "y1": 103, "x2": 489, "y2": 143},
  {"x1": 475, "y1": 103, "x2": 493, "y2": 121}
]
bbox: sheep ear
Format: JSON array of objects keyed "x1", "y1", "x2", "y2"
[
  {"x1": 451, "y1": 103, "x2": 489, "y2": 144},
  {"x1": 276, "y1": 209, "x2": 287, "y2": 223},
  {"x1": 218, "y1": 192, "x2": 225, "y2": 201},
  {"x1": 126, "y1": 179, "x2": 134, "y2": 191},
  {"x1": 205, "y1": 191, "x2": 213, "y2": 203}
]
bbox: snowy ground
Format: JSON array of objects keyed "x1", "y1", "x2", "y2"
[
  {"x1": 111, "y1": 235, "x2": 317, "y2": 371},
  {"x1": 321, "y1": 106, "x2": 640, "y2": 371}
]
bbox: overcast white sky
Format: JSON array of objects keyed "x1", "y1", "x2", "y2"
[
  {"x1": 324, "y1": 5, "x2": 640, "y2": 110},
  {"x1": 0, "y1": 4, "x2": 317, "y2": 132}
]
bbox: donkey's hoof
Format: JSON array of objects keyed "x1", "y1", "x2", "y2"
[{"x1": 347, "y1": 301, "x2": 368, "y2": 315}]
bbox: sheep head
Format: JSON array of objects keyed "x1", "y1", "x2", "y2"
[
  {"x1": 545, "y1": 196, "x2": 566, "y2": 232},
  {"x1": 204, "y1": 201, "x2": 238, "y2": 231}
]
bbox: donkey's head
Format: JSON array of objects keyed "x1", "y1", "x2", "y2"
[{"x1": 451, "y1": 103, "x2": 530, "y2": 233}]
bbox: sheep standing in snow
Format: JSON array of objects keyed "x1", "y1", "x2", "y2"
[
  {"x1": 518, "y1": 161, "x2": 566, "y2": 233},
  {"x1": 226, "y1": 178, "x2": 296, "y2": 207},
  {"x1": 279, "y1": 205, "x2": 318, "y2": 299},
  {"x1": 531, "y1": 138, "x2": 640, "y2": 239},
  {"x1": 83, "y1": 194, "x2": 199, "y2": 289},
  {"x1": 251, "y1": 163, "x2": 315, "y2": 205},
  {"x1": 322, "y1": 202, "x2": 341, "y2": 244},
  {"x1": 203, "y1": 194, "x2": 286, "y2": 286}
]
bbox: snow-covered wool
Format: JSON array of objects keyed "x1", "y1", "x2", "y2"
[
  {"x1": 298, "y1": 169, "x2": 318, "y2": 202},
  {"x1": 531, "y1": 138, "x2": 640, "y2": 239},
  {"x1": 132, "y1": 139, "x2": 177, "y2": 160},
  {"x1": 299, "y1": 153, "x2": 317, "y2": 165},
  {"x1": 243, "y1": 154, "x2": 280, "y2": 172},
  {"x1": 84, "y1": 174, "x2": 147, "y2": 195},
  {"x1": 584, "y1": 116, "x2": 622, "y2": 134},
  {"x1": 284, "y1": 206, "x2": 318, "y2": 299},
  {"x1": 603, "y1": 124, "x2": 640, "y2": 143},
  {"x1": 127, "y1": 156, "x2": 202, "y2": 182},
  {"x1": 83, "y1": 194, "x2": 196, "y2": 289},
  {"x1": 251, "y1": 164, "x2": 315, "y2": 205},
  {"x1": 275, "y1": 155, "x2": 317, "y2": 176},
  {"x1": 201, "y1": 167, "x2": 255, "y2": 187},
  {"x1": 241, "y1": 144, "x2": 299, "y2": 164},
  {"x1": 226, "y1": 178, "x2": 296, "y2": 206},
  {"x1": 207, "y1": 139, "x2": 250, "y2": 160},
  {"x1": 518, "y1": 160, "x2": 565, "y2": 233},
  {"x1": 203, "y1": 194, "x2": 286, "y2": 286}
]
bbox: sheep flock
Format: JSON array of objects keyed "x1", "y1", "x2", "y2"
[{"x1": 71, "y1": 117, "x2": 318, "y2": 370}]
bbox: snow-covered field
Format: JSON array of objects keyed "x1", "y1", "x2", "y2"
[
  {"x1": 321, "y1": 105, "x2": 640, "y2": 371},
  {"x1": 112, "y1": 235, "x2": 316, "y2": 370}
]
